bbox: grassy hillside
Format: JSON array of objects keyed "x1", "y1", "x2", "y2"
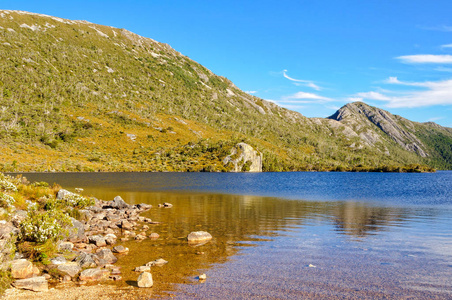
[{"x1": 0, "y1": 10, "x2": 450, "y2": 172}]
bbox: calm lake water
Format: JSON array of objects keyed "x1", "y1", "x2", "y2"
[{"x1": 15, "y1": 171, "x2": 452, "y2": 299}]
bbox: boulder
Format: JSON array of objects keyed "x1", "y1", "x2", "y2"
[
  {"x1": 106, "y1": 196, "x2": 130, "y2": 210},
  {"x1": 76, "y1": 252, "x2": 96, "y2": 268},
  {"x1": 56, "y1": 189, "x2": 73, "y2": 200},
  {"x1": 96, "y1": 249, "x2": 117, "y2": 264},
  {"x1": 105, "y1": 233, "x2": 117, "y2": 246},
  {"x1": 10, "y1": 259, "x2": 34, "y2": 279},
  {"x1": 88, "y1": 235, "x2": 107, "y2": 247},
  {"x1": 121, "y1": 220, "x2": 133, "y2": 230},
  {"x1": 187, "y1": 231, "x2": 212, "y2": 244},
  {"x1": 222, "y1": 142, "x2": 262, "y2": 172},
  {"x1": 50, "y1": 256, "x2": 67, "y2": 265},
  {"x1": 68, "y1": 218, "x2": 85, "y2": 242},
  {"x1": 79, "y1": 268, "x2": 107, "y2": 281},
  {"x1": 137, "y1": 272, "x2": 153, "y2": 288},
  {"x1": 13, "y1": 276, "x2": 48, "y2": 292},
  {"x1": 58, "y1": 242, "x2": 74, "y2": 252},
  {"x1": 112, "y1": 245, "x2": 129, "y2": 254},
  {"x1": 57, "y1": 262, "x2": 81, "y2": 277}
]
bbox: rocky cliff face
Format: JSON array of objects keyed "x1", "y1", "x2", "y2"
[{"x1": 223, "y1": 143, "x2": 262, "y2": 172}]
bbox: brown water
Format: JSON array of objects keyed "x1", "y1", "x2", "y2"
[{"x1": 16, "y1": 172, "x2": 452, "y2": 299}]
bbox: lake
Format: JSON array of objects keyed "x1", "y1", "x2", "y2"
[{"x1": 16, "y1": 171, "x2": 452, "y2": 299}]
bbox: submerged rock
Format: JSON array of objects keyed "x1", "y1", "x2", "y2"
[{"x1": 187, "y1": 231, "x2": 212, "y2": 244}]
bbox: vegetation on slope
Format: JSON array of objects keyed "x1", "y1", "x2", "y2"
[{"x1": 0, "y1": 10, "x2": 450, "y2": 172}]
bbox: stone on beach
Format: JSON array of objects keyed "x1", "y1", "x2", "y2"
[
  {"x1": 79, "y1": 268, "x2": 108, "y2": 281},
  {"x1": 12, "y1": 276, "x2": 48, "y2": 292},
  {"x1": 112, "y1": 245, "x2": 129, "y2": 254},
  {"x1": 137, "y1": 272, "x2": 153, "y2": 288},
  {"x1": 57, "y1": 262, "x2": 81, "y2": 277},
  {"x1": 187, "y1": 231, "x2": 212, "y2": 243},
  {"x1": 134, "y1": 266, "x2": 151, "y2": 272},
  {"x1": 96, "y1": 249, "x2": 118, "y2": 264},
  {"x1": 10, "y1": 259, "x2": 34, "y2": 279}
]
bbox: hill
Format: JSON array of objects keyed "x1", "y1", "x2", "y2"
[{"x1": 0, "y1": 10, "x2": 450, "y2": 172}]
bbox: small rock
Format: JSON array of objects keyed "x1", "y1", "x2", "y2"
[
  {"x1": 58, "y1": 242, "x2": 74, "y2": 252},
  {"x1": 308, "y1": 264, "x2": 316, "y2": 268},
  {"x1": 121, "y1": 220, "x2": 133, "y2": 230},
  {"x1": 13, "y1": 276, "x2": 48, "y2": 292},
  {"x1": 199, "y1": 273, "x2": 207, "y2": 281},
  {"x1": 89, "y1": 235, "x2": 107, "y2": 247},
  {"x1": 109, "y1": 275, "x2": 122, "y2": 281},
  {"x1": 96, "y1": 249, "x2": 118, "y2": 264},
  {"x1": 76, "y1": 252, "x2": 96, "y2": 268},
  {"x1": 57, "y1": 262, "x2": 81, "y2": 277},
  {"x1": 10, "y1": 259, "x2": 33, "y2": 279},
  {"x1": 62, "y1": 275, "x2": 72, "y2": 282},
  {"x1": 51, "y1": 256, "x2": 67, "y2": 265},
  {"x1": 79, "y1": 268, "x2": 106, "y2": 281},
  {"x1": 137, "y1": 272, "x2": 153, "y2": 288},
  {"x1": 149, "y1": 233, "x2": 159, "y2": 239},
  {"x1": 134, "y1": 266, "x2": 151, "y2": 272},
  {"x1": 163, "y1": 202, "x2": 173, "y2": 208},
  {"x1": 146, "y1": 258, "x2": 168, "y2": 267},
  {"x1": 112, "y1": 245, "x2": 129, "y2": 254},
  {"x1": 187, "y1": 231, "x2": 212, "y2": 244},
  {"x1": 196, "y1": 252, "x2": 205, "y2": 255}
]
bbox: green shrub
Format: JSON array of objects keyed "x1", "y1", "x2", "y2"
[{"x1": 19, "y1": 209, "x2": 71, "y2": 243}]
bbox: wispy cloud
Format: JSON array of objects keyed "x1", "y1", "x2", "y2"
[
  {"x1": 441, "y1": 44, "x2": 452, "y2": 49},
  {"x1": 354, "y1": 77, "x2": 452, "y2": 108},
  {"x1": 427, "y1": 116, "x2": 444, "y2": 122},
  {"x1": 283, "y1": 70, "x2": 321, "y2": 90},
  {"x1": 355, "y1": 91, "x2": 391, "y2": 101},
  {"x1": 423, "y1": 25, "x2": 452, "y2": 32},
  {"x1": 245, "y1": 91, "x2": 257, "y2": 94},
  {"x1": 397, "y1": 54, "x2": 452, "y2": 64},
  {"x1": 281, "y1": 91, "x2": 332, "y2": 102}
]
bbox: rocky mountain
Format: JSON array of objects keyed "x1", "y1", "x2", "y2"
[{"x1": 0, "y1": 10, "x2": 450, "y2": 172}]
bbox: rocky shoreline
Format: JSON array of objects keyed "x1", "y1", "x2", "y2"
[{"x1": 0, "y1": 179, "x2": 212, "y2": 297}]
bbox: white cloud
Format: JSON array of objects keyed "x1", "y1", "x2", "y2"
[
  {"x1": 347, "y1": 97, "x2": 363, "y2": 102},
  {"x1": 355, "y1": 91, "x2": 391, "y2": 101},
  {"x1": 356, "y1": 78, "x2": 452, "y2": 108},
  {"x1": 397, "y1": 54, "x2": 452, "y2": 64},
  {"x1": 441, "y1": 44, "x2": 452, "y2": 48},
  {"x1": 283, "y1": 70, "x2": 321, "y2": 90},
  {"x1": 282, "y1": 91, "x2": 332, "y2": 102},
  {"x1": 245, "y1": 91, "x2": 257, "y2": 94}
]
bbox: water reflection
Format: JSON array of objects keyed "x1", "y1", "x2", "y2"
[{"x1": 12, "y1": 172, "x2": 452, "y2": 298}]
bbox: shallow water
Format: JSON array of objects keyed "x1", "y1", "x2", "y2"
[{"x1": 15, "y1": 172, "x2": 452, "y2": 298}]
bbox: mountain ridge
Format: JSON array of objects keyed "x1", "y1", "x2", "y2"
[{"x1": 0, "y1": 10, "x2": 451, "y2": 172}]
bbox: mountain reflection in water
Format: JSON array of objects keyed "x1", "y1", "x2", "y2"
[{"x1": 14, "y1": 172, "x2": 452, "y2": 299}]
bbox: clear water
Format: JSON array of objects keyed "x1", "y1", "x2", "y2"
[{"x1": 15, "y1": 171, "x2": 452, "y2": 299}]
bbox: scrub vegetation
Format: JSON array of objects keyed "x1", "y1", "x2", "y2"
[{"x1": 0, "y1": 10, "x2": 450, "y2": 172}]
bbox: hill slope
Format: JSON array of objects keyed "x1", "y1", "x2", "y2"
[{"x1": 0, "y1": 10, "x2": 450, "y2": 172}]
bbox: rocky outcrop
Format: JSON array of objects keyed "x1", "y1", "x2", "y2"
[
  {"x1": 223, "y1": 143, "x2": 262, "y2": 172},
  {"x1": 329, "y1": 102, "x2": 428, "y2": 157}
]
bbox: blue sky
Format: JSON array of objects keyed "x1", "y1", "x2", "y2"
[{"x1": 3, "y1": 1, "x2": 452, "y2": 127}]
